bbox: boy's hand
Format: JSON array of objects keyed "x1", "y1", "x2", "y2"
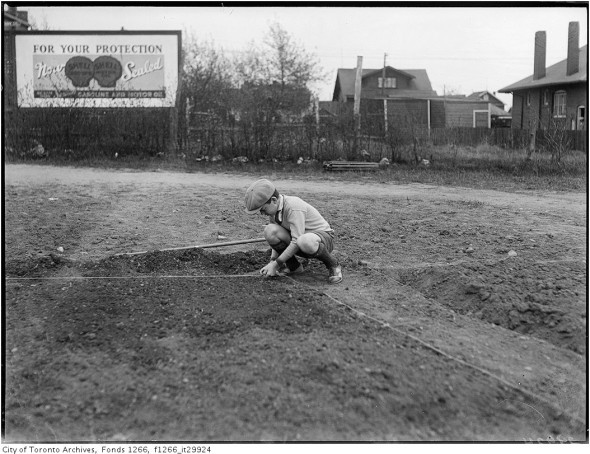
[{"x1": 260, "y1": 260, "x2": 280, "y2": 277}]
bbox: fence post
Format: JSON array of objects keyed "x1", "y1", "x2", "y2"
[
  {"x1": 427, "y1": 99, "x2": 431, "y2": 139},
  {"x1": 528, "y1": 129, "x2": 536, "y2": 158},
  {"x1": 168, "y1": 106, "x2": 178, "y2": 154},
  {"x1": 383, "y1": 98, "x2": 388, "y2": 134},
  {"x1": 353, "y1": 56, "x2": 363, "y2": 156},
  {"x1": 315, "y1": 97, "x2": 320, "y2": 135}
]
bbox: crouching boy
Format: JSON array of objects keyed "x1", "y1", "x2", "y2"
[{"x1": 244, "y1": 179, "x2": 342, "y2": 284}]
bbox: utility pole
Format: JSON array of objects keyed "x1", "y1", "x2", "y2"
[
  {"x1": 442, "y1": 84, "x2": 448, "y2": 128},
  {"x1": 314, "y1": 97, "x2": 320, "y2": 158},
  {"x1": 384, "y1": 98, "x2": 388, "y2": 134},
  {"x1": 382, "y1": 52, "x2": 388, "y2": 133},
  {"x1": 353, "y1": 56, "x2": 363, "y2": 157},
  {"x1": 382, "y1": 53, "x2": 387, "y2": 97}
]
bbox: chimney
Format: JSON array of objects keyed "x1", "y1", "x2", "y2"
[
  {"x1": 567, "y1": 21, "x2": 580, "y2": 76},
  {"x1": 533, "y1": 31, "x2": 546, "y2": 80}
]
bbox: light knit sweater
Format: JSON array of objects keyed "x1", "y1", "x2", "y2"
[{"x1": 271, "y1": 194, "x2": 333, "y2": 263}]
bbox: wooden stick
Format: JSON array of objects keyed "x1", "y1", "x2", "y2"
[{"x1": 114, "y1": 238, "x2": 267, "y2": 256}]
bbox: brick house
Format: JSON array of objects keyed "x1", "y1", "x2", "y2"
[{"x1": 499, "y1": 22, "x2": 587, "y2": 131}]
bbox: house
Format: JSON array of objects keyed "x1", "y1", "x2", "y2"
[
  {"x1": 330, "y1": 64, "x2": 518, "y2": 129},
  {"x1": 329, "y1": 65, "x2": 437, "y2": 129},
  {"x1": 466, "y1": 91, "x2": 511, "y2": 128},
  {"x1": 499, "y1": 22, "x2": 586, "y2": 131},
  {"x1": 332, "y1": 66, "x2": 437, "y2": 102},
  {"x1": 466, "y1": 91, "x2": 506, "y2": 109},
  {"x1": 3, "y1": 6, "x2": 32, "y2": 112},
  {"x1": 3, "y1": 5, "x2": 31, "y2": 30}
]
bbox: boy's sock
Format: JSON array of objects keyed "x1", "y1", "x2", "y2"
[
  {"x1": 312, "y1": 242, "x2": 339, "y2": 269},
  {"x1": 270, "y1": 241, "x2": 301, "y2": 272},
  {"x1": 284, "y1": 256, "x2": 302, "y2": 272}
]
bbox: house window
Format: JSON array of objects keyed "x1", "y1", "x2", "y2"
[
  {"x1": 378, "y1": 77, "x2": 397, "y2": 88},
  {"x1": 543, "y1": 90, "x2": 549, "y2": 106},
  {"x1": 577, "y1": 106, "x2": 585, "y2": 130},
  {"x1": 553, "y1": 91, "x2": 567, "y2": 117},
  {"x1": 526, "y1": 91, "x2": 531, "y2": 106}
]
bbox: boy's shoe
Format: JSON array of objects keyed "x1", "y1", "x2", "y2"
[
  {"x1": 328, "y1": 265, "x2": 343, "y2": 284},
  {"x1": 278, "y1": 264, "x2": 304, "y2": 276}
]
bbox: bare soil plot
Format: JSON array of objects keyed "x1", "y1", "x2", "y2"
[{"x1": 3, "y1": 164, "x2": 587, "y2": 442}]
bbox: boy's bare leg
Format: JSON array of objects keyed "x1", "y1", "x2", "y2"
[{"x1": 263, "y1": 224, "x2": 302, "y2": 272}]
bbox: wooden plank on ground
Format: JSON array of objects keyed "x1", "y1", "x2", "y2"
[{"x1": 323, "y1": 161, "x2": 380, "y2": 171}]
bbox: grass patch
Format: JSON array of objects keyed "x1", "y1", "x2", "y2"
[{"x1": 5, "y1": 144, "x2": 586, "y2": 193}]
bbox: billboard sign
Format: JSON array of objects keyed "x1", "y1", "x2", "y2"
[{"x1": 14, "y1": 31, "x2": 180, "y2": 107}]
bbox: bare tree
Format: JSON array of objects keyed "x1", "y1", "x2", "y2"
[
  {"x1": 540, "y1": 115, "x2": 575, "y2": 164},
  {"x1": 264, "y1": 22, "x2": 325, "y2": 89},
  {"x1": 234, "y1": 41, "x2": 270, "y2": 86},
  {"x1": 235, "y1": 22, "x2": 326, "y2": 91},
  {"x1": 230, "y1": 21, "x2": 324, "y2": 135},
  {"x1": 28, "y1": 12, "x2": 53, "y2": 30},
  {"x1": 181, "y1": 32, "x2": 233, "y2": 115}
]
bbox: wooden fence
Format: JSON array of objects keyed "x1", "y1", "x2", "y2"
[
  {"x1": 429, "y1": 127, "x2": 586, "y2": 152},
  {"x1": 5, "y1": 105, "x2": 586, "y2": 161},
  {"x1": 4, "y1": 108, "x2": 171, "y2": 158}
]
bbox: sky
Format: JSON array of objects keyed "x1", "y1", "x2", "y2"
[{"x1": 17, "y1": 3, "x2": 589, "y2": 109}]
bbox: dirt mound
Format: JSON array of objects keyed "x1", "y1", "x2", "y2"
[
  {"x1": 4, "y1": 249, "x2": 270, "y2": 278},
  {"x1": 4, "y1": 253, "x2": 71, "y2": 277},
  {"x1": 397, "y1": 258, "x2": 586, "y2": 354},
  {"x1": 6, "y1": 242, "x2": 584, "y2": 357},
  {"x1": 85, "y1": 249, "x2": 269, "y2": 276}
]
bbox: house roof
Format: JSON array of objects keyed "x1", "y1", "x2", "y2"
[
  {"x1": 467, "y1": 91, "x2": 504, "y2": 105},
  {"x1": 489, "y1": 104, "x2": 511, "y2": 118},
  {"x1": 499, "y1": 45, "x2": 587, "y2": 92},
  {"x1": 335, "y1": 67, "x2": 436, "y2": 97},
  {"x1": 362, "y1": 66, "x2": 417, "y2": 80},
  {"x1": 3, "y1": 9, "x2": 31, "y2": 28}
]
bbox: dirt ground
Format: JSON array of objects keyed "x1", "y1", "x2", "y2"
[{"x1": 3, "y1": 164, "x2": 587, "y2": 442}]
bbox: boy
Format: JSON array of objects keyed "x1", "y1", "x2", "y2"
[{"x1": 244, "y1": 179, "x2": 343, "y2": 284}]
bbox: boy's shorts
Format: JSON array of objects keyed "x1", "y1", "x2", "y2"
[
  {"x1": 313, "y1": 230, "x2": 335, "y2": 253},
  {"x1": 294, "y1": 230, "x2": 335, "y2": 259}
]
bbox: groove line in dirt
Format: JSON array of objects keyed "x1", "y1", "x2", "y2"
[
  {"x1": 287, "y1": 276, "x2": 585, "y2": 426},
  {"x1": 5, "y1": 274, "x2": 261, "y2": 280},
  {"x1": 370, "y1": 257, "x2": 586, "y2": 271}
]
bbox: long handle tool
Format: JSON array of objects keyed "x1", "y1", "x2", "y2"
[{"x1": 114, "y1": 237, "x2": 267, "y2": 257}]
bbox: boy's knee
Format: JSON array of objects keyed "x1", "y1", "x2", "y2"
[
  {"x1": 264, "y1": 224, "x2": 290, "y2": 243},
  {"x1": 263, "y1": 224, "x2": 279, "y2": 241},
  {"x1": 297, "y1": 233, "x2": 321, "y2": 255}
]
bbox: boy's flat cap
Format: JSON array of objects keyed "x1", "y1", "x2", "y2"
[{"x1": 244, "y1": 179, "x2": 275, "y2": 214}]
